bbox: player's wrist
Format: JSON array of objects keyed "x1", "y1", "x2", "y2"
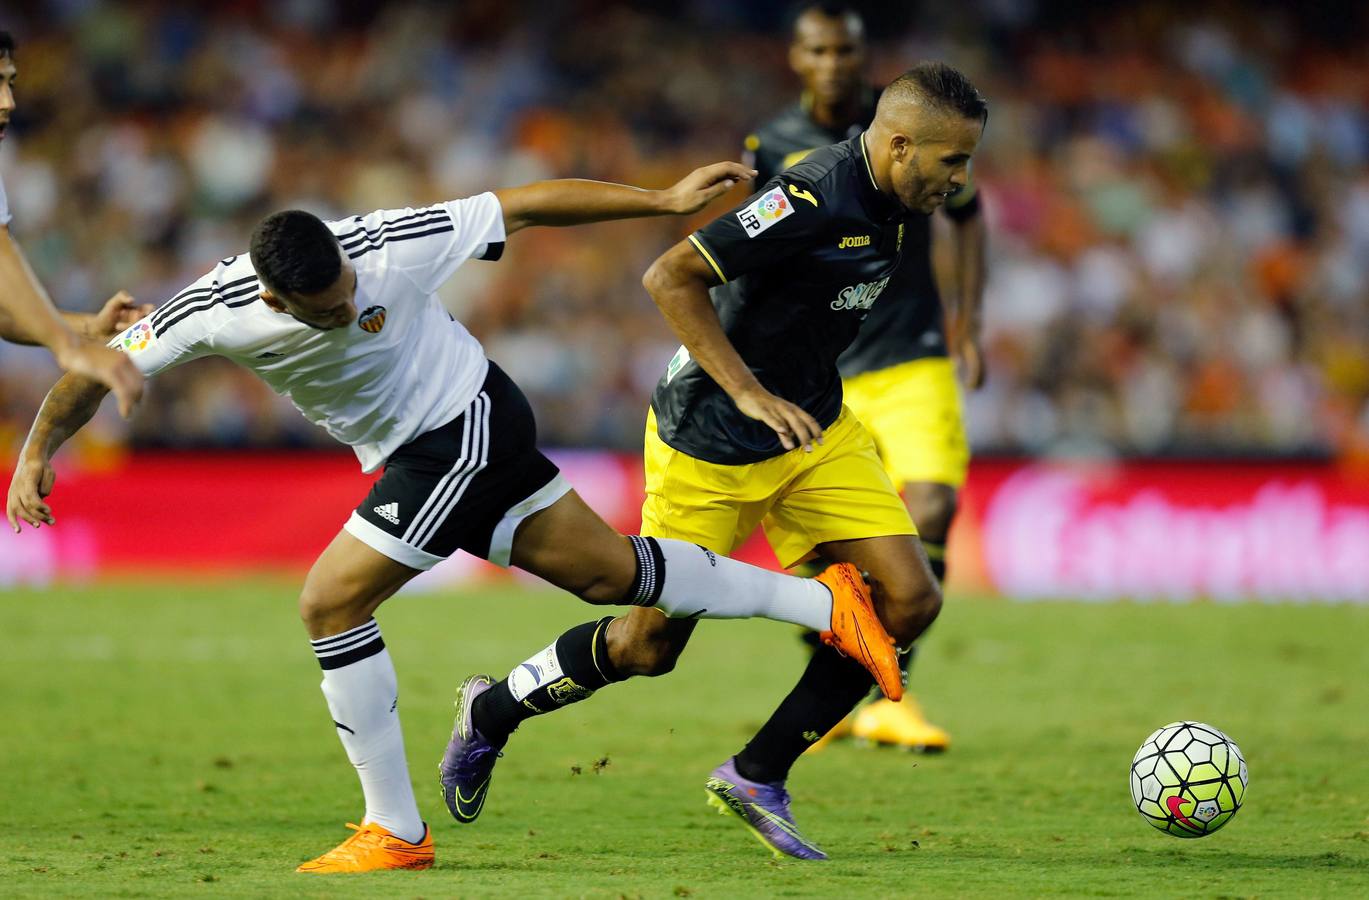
[
  {"x1": 50, "y1": 329, "x2": 85, "y2": 366},
  {"x1": 654, "y1": 188, "x2": 682, "y2": 216},
  {"x1": 17, "y1": 439, "x2": 50, "y2": 468},
  {"x1": 728, "y1": 379, "x2": 770, "y2": 405}
]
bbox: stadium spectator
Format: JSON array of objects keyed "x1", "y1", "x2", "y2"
[{"x1": 0, "y1": 3, "x2": 1365, "y2": 462}]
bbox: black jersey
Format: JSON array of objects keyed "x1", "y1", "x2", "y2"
[
  {"x1": 746, "y1": 93, "x2": 876, "y2": 186},
  {"x1": 745, "y1": 91, "x2": 981, "y2": 378},
  {"x1": 651, "y1": 134, "x2": 913, "y2": 465}
]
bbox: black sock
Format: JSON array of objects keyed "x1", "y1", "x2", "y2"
[
  {"x1": 899, "y1": 641, "x2": 916, "y2": 682},
  {"x1": 473, "y1": 617, "x2": 622, "y2": 747},
  {"x1": 734, "y1": 644, "x2": 874, "y2": 784},
  {"x1": 923, "y1": 539, "x2": 947, "y2": 583}
]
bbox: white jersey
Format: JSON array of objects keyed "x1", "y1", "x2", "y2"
[
  {"x1": 114, "y1": 193, "x2": 506, "y2": 472},
  {"x1": 0, "y1": 169, "x2": 11, "y2": 226}
]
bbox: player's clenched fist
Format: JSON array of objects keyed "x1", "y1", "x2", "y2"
[{"x1": 6, "y1": 452, "x2": 56, "y2": 533}]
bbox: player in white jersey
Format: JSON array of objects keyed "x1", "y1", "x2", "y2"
[
  {"x1": 0, "y1": 31, "x2": 147, "y2": 417},
  {"x1": 7, "y1": 163, "x2": 900, "y2": 873}
]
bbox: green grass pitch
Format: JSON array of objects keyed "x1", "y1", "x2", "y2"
[{"x1": 2, "y1": 580, "x2": 1367, "y2": 898}]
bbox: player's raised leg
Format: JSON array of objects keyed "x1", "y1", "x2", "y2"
[
  {"x1": 295, "y1": 531, "x2": 433, "y2": 873},
  {"x1": 438, "y1": 487, "x2": 896, "y2": 823}
]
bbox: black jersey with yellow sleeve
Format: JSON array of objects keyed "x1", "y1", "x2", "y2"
[
  {"x1": 837, "y1": 184, "x2": 979, "y2": 375},
  {"x1": 651, "y1": 134, "x2": 913, "y2": 465},
  {"x1": 744, "y1": 90, "x2": 982, "y2": 378}
]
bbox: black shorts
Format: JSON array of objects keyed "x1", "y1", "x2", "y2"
[{"x1": 344, "y1": 362, "x2": 569, "y2": 570}]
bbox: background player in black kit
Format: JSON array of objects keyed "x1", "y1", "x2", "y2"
[{"x1": 745, "y1": 3, "x2": 989, "y2": 752}]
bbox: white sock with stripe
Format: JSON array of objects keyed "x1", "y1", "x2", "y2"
[
  {"x1": 311, "y1": 619, "x2": 424, "y2": 844},
  {"x1": 628, "y1": 536, "x2": 833, "y2": 632}
]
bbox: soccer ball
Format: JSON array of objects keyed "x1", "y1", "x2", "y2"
[{"x1": 1130, "y1": 721, "x2": 1247, "y2": 838}]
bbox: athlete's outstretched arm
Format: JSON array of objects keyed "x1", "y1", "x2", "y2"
[
  {"x1": 0, "y1": 290, "x2": 152, "y2": 345},
  {"x1": 0, "y1": 227, "x2": 76, "y2": 351},
  {"x1": 0, "y1": 228, "x2": 145, "y2": 416},
  {"x1": 493, "y1": 162, "x2": 755, "y2": 236},
  {"x1": 642, "y1": 239, "x2": 823, "y2": 452},
  {"x1": 6, "y1": 372, "x2": 109, "y2": 532}
]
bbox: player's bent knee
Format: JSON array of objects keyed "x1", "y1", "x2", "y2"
[
  {"x1": 298, "y1": 584, "x2": 343, "y2": 631},
  {"x1": 880, "y1": 577, "x2": 943, "y2": 646},
  {"x1": 575, "y1": 557, "x2": 637, "y2": 606},
  {"x1": 298, "y1": 571, "x2": 372, "y2": 635}
]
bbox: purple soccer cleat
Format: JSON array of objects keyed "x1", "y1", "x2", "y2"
[
  {"x1": 438, "y1": 674, "x2": 502, "y2": 824},
  {"x1": 704, "y1": 757, "x2": 828, "y2": 860}
]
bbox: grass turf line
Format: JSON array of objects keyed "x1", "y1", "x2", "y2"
[{"x1": 1, "y1": 580, "x2": 1367, "y2": 898}]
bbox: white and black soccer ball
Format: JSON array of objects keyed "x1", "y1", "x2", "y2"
[{"x1": 1130, "y1": 721, "x2": 1247, "y2": 838}]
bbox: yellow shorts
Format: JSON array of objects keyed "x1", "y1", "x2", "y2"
[
  {"x1": 641, "y1": 406, "x2": 917, "y2": 568},
  {"x1": 840, "y1": 356, "x2": 970, "y2": 490}
]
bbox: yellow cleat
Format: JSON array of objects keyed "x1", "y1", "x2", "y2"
[
  {"x1": 802, "y1": 712, "x2": 855, "y2": 755},
  {"x1": 296, "y1": 821, "x2": 434, "y2": 873},
  {"x1": 852, "y1": 696, "x2": 950, "y2": 753}
]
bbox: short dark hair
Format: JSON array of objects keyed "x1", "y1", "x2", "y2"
[
  {"x1": 885, "y1": 62, "x2": 988, "y2": 126},
  {"x1": 790, "y1": 2, "x2": 864, "y2": 38},
  {"x1": 0, "y1": 31, "x2": 15, "y2": 59},
  {"x1": 249, "y1": 210, "x2": 342, "y2": 297}
]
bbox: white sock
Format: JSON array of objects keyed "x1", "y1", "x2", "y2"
[
  {"x1": 310, "y1": 619, "x2": 424, "y2": 844},
  {"x1": 628, "y1": 536, "x2": 833, "y2": 631}
]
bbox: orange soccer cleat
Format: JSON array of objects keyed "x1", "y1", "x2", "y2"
[
  {"x1": 296, "y1": 821, "x2": 434, "y2": 874},
  {"x1": 816, "y1": 562, "x2": 903, "y2": 702}
]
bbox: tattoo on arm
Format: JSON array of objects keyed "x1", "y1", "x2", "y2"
[{"x1": 24, "y1": 373, "x2": 111, "y2": 461}]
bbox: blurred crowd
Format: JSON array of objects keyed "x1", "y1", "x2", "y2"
[{"x1": 1, "y1": 0, "x2": 1366, "y2": 461}]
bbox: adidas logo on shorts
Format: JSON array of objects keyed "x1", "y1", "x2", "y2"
[{"x1": 374, "y1": 502, "x2": 401, "y2": 525}]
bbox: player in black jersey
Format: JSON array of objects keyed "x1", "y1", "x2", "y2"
[
  {"x1": 745, "y1": 3, "x2": 988, "y2": 752},
  {"x1": 451, "y1": 62, "x2": 987, "y2": 860}
]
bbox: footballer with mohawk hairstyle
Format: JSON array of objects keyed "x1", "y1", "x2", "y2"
[
  {"x1": 746, "y1": 3, "x2": 991, "y2": 755},
  {"x1": 451, "y1": 61, "x2": 988, "y2": 861}
]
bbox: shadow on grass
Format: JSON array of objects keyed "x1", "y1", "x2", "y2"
[{"x1": 1108, "y1": 846, "x2": 1368, "y2": 871}]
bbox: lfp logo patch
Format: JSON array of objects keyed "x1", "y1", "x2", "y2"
[
  {"x1": 358, "y1": 305, "x2": 387, "y2": 334},
  {"x1": 120, "y1": 321, "x2": 152, "y2": 353},
  {"x1": 736, "y1": 188, "x2": 793, "y2": 237}
]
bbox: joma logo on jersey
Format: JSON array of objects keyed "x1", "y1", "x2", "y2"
[
  {"x1": 831, "y1": 276, "x2": 890, "y2": 311},
  {"x1": 358, "y1": 305, "x2": 387, "y2": 333},
  {"x1": 838, "y1": 235, "x2": 871, "y2": 249}
]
